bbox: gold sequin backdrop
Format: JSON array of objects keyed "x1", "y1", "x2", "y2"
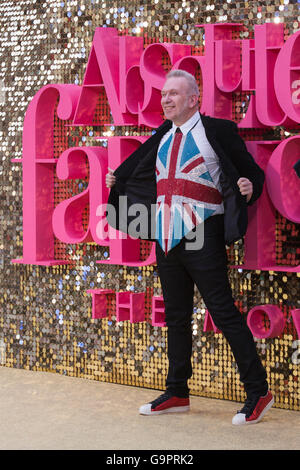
[{"x1": 0, "y1": 0, "x2": 299, "y2": 411}]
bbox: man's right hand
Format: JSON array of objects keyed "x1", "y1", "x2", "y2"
[{"x1": 106, "y1": 168, "x2": 116, "y2": 188}]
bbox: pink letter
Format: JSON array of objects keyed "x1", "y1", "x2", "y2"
[
  {"x1": 195, "y1": 23, "x2": 243, "y2": 119},
  {"x1": 116, "y1": 292, "x2": 145, "y2": 323},
  {"x1": 12, "y1": 84, "x2": 80, "y2": 266},
  {"x1": 238, "y1": 38, "x2": 267, "y2": 128},
  {"x1": 254, "y1": 23, "x2": 292, "y2": 127},
  {"x1": 203, "y1": 310, "x2": 222, "y2": 334},
  {"x1": 215, "y1": 39, "x2": 242, "y2": 93},
  {"x1": 247, "y1": 305, "x2": 285, "y2": 339},
  {"x1": 242, "y1": 141, "x2": 278, "y2": 270},
  {"x1": 274, "y1": 29, "x2": 300, "y2": 125},
  {"x1": 291, "y1": 309, "x2": 300, "y2": 340},
  {"x1": 119, "y1": 35, "x2": 144, "y2": 124},
  {"x1": 233, "y1": 140, "x2": 300, "y2": 272},
  {"x1": 52, "y1": 146, "x2": 109, "y2": 245},
  {"x1": 151, "y1": 296, "x2": 166, "y2": 327},
  {"x1": 266, "y1": 136, "x2": 300, "y2": 224},
  {"x1": 73, "y1": 28, "x2": 134, "y2": 126},
  {"x1": 86, "y1": 289, "x2": 115, "y2": 319}
]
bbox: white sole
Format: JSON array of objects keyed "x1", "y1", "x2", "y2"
[{"x1": 140, "y1": 405, "x2": 190, "y2": 416}]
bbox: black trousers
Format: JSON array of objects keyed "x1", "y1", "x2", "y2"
[{"x1": 155, "y1": 215, "x2": 268, "y2": 399}]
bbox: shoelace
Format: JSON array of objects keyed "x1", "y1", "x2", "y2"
[
  {"x1": 150, "y1": 391, "x2": 173, "y2": 407},
  {"x1": 238, "y1": 395, "x2": 260, "y2": 417}
]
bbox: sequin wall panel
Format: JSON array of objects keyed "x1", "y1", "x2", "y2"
[{"x1": 0, "y1": 0, "x2": 299, "y2": 411}]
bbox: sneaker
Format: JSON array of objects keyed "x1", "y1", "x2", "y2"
[
  {"x1": 232, "y1": 390, "x2": 274, "y2": 425},
  {"x1": 139, "y1": 391, "x2": 190, "y2": 416}
]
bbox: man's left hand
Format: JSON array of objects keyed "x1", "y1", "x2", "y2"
[{"x1": 237, "y1": 177, "x2": 253, "y2": 203}]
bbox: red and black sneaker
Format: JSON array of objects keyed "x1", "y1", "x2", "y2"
[
  {"x1": 139, "y1": 391, "x2": 190, "y2": 416},
  {"x1": 232, "y1": 390, "x2": 274, "y2": 425}
]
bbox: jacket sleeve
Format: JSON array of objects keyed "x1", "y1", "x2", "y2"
[{"x1": 219, "y1": 120, "x2": 265, "y2": 206}]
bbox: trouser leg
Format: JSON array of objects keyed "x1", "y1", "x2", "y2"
[
  {"x1": 156, "y1": 243, "x2": 194, "y2": 398},
  {"x1": 180, "y1": 216, "x2": 268, "y2": 397}
]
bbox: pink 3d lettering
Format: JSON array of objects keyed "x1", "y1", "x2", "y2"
[
  {"x1": 203, "y1": 310, "x2": 222, "y2": 334},
  {"x1": 119, "y1": 35, "x2": 144, "y2": 124},
  {"x1": 254, "y1": 23, "x2": 292, "y2": 127},
  {"x1": 247, "y1": 305, "x2": 285, "y2": 339},
  {"x1": 196, "y1": 23, "x2": 243, "y2": 120},
  {"x1": 151, "y1": 296, "x2": 166, "y2": 327},
  {"x1": 12, "y1": 84, "x2": 80, "y2": 265},
  {"x1": 14, "y1": 24, "x2": 300, "y2": 275},
  {"x1": 274, "y1": 29, "x2": 300, "y2": 124},
  {"x1": 291, "y1": 309, "x2": 300, "y2": 339},
  {"x1": 239, "y1": 36, "x2": 265, "y2": 128},
  {"x1": 116, "y1": 292, "x2": 145, "y2": 323},
  {"x1": 86, "y1": 289, "x2": 300, "y2": 340},
  {"x1": 87, "y1": 289, "x2": 115, "y2": 319},
  {"x1": 266, "y1": 136, "x2": 300, "y2": 224},
  {"x1": 236, "y1": 139, "x2": 300, "y2": 272},
  {"x1": 73, "y1": 28, "x2": 127, "y2": 126},
  {"x1": 243, "y1": 141, "x2": 278, "y2": 270}
]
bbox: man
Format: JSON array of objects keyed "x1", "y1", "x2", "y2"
[{"x1": 106, "y1": 70, "x2": 274, "y2": 425}]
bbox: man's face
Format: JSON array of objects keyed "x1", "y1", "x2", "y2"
[{"x1": 161, "y1": 76, "x2": 198, "y2": 126}]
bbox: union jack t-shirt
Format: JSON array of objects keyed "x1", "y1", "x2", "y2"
[{"x1": 155, "y1": 111, "x2": 224, "y2": 254}]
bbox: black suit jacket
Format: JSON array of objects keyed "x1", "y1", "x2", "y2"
[{"x1": 107, "y1": 114, "x2": 265, "y2": 245}]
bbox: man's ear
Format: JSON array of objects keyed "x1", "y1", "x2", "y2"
[{"x1": 189, "y1": 94, "x2": 198, "y2": 108}]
